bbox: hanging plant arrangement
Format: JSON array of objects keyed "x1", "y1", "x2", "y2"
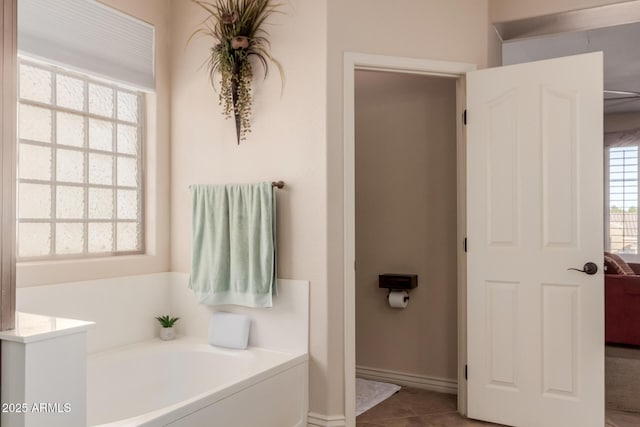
[{"x1": 190, "y1": 0, "x2": 284, "y2": 144}]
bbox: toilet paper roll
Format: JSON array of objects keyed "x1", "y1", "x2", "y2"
[{"x1": 388, "y1": 290, "x2": 409, "y2": 309}]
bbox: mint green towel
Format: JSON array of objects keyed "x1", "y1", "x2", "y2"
[{"x1": 189, "y1": 182, "x2": 277, "y2": 307}]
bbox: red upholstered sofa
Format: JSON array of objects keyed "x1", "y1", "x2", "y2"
[{"x1": 605, "y1": 262, "x2": 640, "y2": 347}]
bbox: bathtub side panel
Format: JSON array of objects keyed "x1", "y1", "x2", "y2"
[
  {"x1": 163, "y1": 361, "x2": 308, "y2": 427},
  {"x1": 2, "y1": 333, "x2": 87, "y2": 427}
]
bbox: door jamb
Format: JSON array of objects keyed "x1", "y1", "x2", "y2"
[
  {"x1": 343, "y1": 52, "x2": 476, "y2": 426},
  {"x1": 0, "y1": 0, "x2": 17, "y2": 331}
]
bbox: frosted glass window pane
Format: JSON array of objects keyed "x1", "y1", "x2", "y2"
[
  {"x1": 117, "y1": 91, "x2": 138, "y2": 123},
  {"x1": 117, "y1": 190, "x2": 138, "y2": 220},
  {"x1": 18, "y1": 223, "x2": 51, "y2": 257},
  {"x1": 18, "y1": 183, "x2": 51, "y2": 219},
  {"x1": 19, "y1": 64, "x2": 51, "y2": 104},
  {"x1": 88, "y1": 188, "x2": 113, "y2": 219},
  {"x1": 56, "y1": 186, "x2": 84, "y2": 219},
  {"x1": 19, "y1": 104, "x2": 51, "y2": 143},
  {"x1": 117, "y1": 124, "x2": 138, "y2": 155},
  {"x1": 89, "y1": 84, "x2": 114, "y2": 118},
  {"x1": 89, "y1": 153, "x2": 113, "y2": 185},
  {"x1": 17, "y1": 63, "x2": 144, "y2": 258},
  {"x1": 117, "y1": 222, "x2": 139, "y2": 251},
  {"x1": 89, "y1": 119, "x2": 113, "y2": 152},
  {"x1": 117, "y1": 157, "x2": 138, "y2": 187},
  {"x1": 88, "y1": 223, "x2": 113, "y2": 253},
  {"x1": 56, "y1": 223, "x2": 84, "y2": 255},
  {"x1": 18, "y1": 144, "x2": 51, "y2": 181},
  {"x1": 56, "y1": 74, "x2": 84, "y2": 111},
  {"x1": 57, "y1": 149, "x2": 85, "y2": 183},
  {"x1": 57, "y1": 112, "x2": 85, "y2": 147}
]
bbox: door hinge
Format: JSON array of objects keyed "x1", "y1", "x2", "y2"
[
  {"x1": 465, "y1": 364, "x2": 468, "y2": 380},
  {"x1": 463, "y1": 109, "x2": 467, "y2": 125},
  {"x1": 464, "y1": 237, "x2": 467, "y2": 253}
]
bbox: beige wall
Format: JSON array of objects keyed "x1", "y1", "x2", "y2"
[
  {"x1": 168, "y1": 0, "x2": 330, "y2": 416},
  {"x1": 170, "y1": 0, "x2": 490, "y2": 416},
  {"x1": 16, "y1": 0, "x2": 172, "y2": 287},
  {"x1": 490, "y1": 0, "x2": 637, "y2": 22},
  {"x1": 355, "y1": 71, "x2": 458, "y2": 380},
  {"x1": 326, "y1": 0, "x2": 490, "y2": 416},
  {"x1": 605, "y1": 112, "x2": 640, "y2": 132},
  {"x1": 488, "y1": 25, "x2": 503, "y2": 67}
]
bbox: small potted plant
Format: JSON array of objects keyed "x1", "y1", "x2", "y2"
[{"x1": 156, "y1": 315, "x2": 180, "y2": 341}]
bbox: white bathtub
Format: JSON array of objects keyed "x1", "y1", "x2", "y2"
[{"x1": 87, "y1": 337, "x2": 308, "y2": 427}]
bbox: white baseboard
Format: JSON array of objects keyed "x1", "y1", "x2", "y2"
[
  {"x1": 356, "y1": 365, "x2": 458, "y2": 395},
  {"x1": 307, "y1": 412, "x2": 346, "y2": 427}
]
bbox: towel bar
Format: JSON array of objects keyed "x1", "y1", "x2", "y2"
[{"x1": 189, "y1": 181, "x2": 285, "y2": 189}]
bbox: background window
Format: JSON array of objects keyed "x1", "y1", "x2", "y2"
[
  {"x1": 607, "y1": 145, "x2": 638, "y2": 256},
  {"x1": 17, "y1": 59, "x2": 144, "y2": 259}
]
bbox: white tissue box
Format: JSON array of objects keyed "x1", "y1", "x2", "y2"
[{"x1": 209, "y1": 312, "x2": 251, "y2": 349}]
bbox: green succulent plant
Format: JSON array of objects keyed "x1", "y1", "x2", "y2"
[
  {"x1": 155, "y1": 315, "x2": 180, "y2": 328},
  {"x1": 190, "y1": 0, "x2": 284, "y2": 144}
]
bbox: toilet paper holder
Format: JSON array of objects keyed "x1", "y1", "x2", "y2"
[
  {"x1": 379, "y1": 274, "x2": 417, "y2": 308},
  {"x1": 390, "y1": 290, "x2": 410, "y2": 303},
  {"x1": 379, "y1": 274, "x2": 418, "y2": 301}
]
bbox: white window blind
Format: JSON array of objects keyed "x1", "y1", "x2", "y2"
[{"x1": 18, "y1": 0, "x2": 154, "y2": 91}]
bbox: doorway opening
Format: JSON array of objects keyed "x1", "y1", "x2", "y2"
[
  {"x1": 344, "y1": 53, "x2": 476, "y2": 426},
  {"x1": 353, "y1": 70, "x2": 458, "y2": 422}
]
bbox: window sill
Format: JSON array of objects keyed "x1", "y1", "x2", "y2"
[{"x1": 17, "y1": 253, "x2": 167, "y2": 288}]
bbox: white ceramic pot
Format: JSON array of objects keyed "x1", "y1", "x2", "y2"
[{"x1": 159, "y1": 327, "x2": 175, "y2": 341}]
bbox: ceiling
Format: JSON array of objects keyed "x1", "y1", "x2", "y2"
[{"x1": 502, "y1": 20, "x2": 640, "y2": 114}]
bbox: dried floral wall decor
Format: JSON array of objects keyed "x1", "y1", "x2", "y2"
[{"x1": 190, "y1": 0, "x2": 284, "y2": 144}]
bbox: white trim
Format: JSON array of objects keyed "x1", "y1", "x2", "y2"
[
  {"x1": 343, "y1": 52, "x2": 357, "y2": 427},
  {"x1": 343, "y1": 52, "x2": 476, "y2": 427},
  {"x1": 455, "y1": 76, "x2": 468, "y2": 416},
  {"x1": 356, "y1": 366, "x2": 458, "y2": 395},
  {"x1": 1, "y1": 0, "x2": 17, "y2": 330},
  {"x1": 307, "y1": 412, "x2": 347, "y2": 427},
  {"x1": 345, "y1": 53, "x2": 477, "y2": 78}
]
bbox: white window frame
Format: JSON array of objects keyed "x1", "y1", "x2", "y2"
[{"x1": 16, "y1": 58, "x2": 145, "y2": 261}]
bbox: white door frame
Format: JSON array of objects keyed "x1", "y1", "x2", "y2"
[{"x1": 343, "y1": 52, "x2": 476, "y2": 426}]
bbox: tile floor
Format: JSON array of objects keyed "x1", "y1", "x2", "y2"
[
  {"x1": 607, "y1": 410, "x2": 640, "y2": 427},
  {"x1": 356, "y1": 387, "x2": 501, "y2": 427},
  {"x1": 356, "y1": 386, "x2": 640, "y2": 427}
]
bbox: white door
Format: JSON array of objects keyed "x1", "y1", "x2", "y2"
[{"x1": 466, "y1": 52, "x2": 604, "y2": 427}]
